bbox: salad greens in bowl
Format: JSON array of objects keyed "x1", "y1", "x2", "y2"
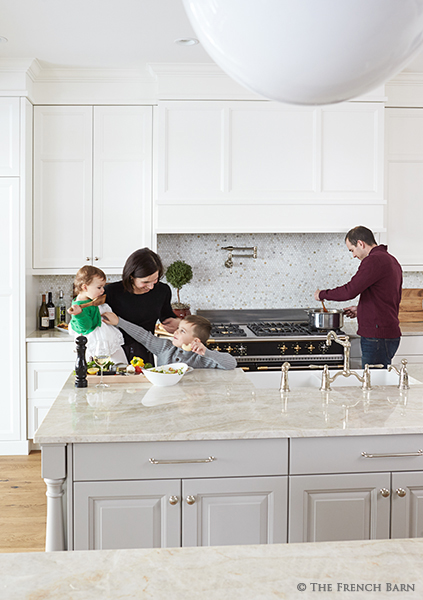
[{"x1": 142, "y1": 363, "x2": 191, "y2": 387}]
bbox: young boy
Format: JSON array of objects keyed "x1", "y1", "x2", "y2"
[{"x1": 102, "y1": 313, "x2": 237, "y2": 370}]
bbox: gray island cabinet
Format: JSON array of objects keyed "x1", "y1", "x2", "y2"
[{"x1": 34, "y1": 367, "x2": 423, "y2": 551}]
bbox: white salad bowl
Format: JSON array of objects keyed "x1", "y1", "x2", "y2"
[{"x1": 142, "y1": 363, "x2": 191, "y2": 387}]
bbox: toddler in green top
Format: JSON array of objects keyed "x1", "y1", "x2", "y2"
[{"x1": 68, "y1": 265, "x2": 127, "y2": 364}]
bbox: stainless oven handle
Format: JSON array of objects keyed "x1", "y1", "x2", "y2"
[
  {"x1": 361, "y1": 450, "x2": 423, "y2": 459},
  {"x1": 149, "y1": 456, "x2": 216, "y2": 465}
]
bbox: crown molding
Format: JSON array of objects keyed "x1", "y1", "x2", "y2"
[
  {"x1": 385, "y1": 71, "x2": 423, "y2": 107},
  {"x1": 148, "y1": 62, "x2": 264, "y2": 100}
]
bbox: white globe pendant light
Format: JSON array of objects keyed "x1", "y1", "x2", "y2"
[{"x1": 182, "y1": 0, "x2": 423, "y2": 105}]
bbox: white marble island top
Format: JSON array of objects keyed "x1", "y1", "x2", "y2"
[
  {"x1": 1, "y1": 538, "x2": 422, "y2": 600},
  {"x1": 34, "y1": 365, "x2": 423, "y2": 444}
]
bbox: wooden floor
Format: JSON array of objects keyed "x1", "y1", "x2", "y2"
[{"x1": 0, "y1": 451, "x2": 46, "y2": 553}]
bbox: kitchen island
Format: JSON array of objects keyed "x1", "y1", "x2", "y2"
[
  {"x1": 2, "y1": 538, "x2": 423, "y2": 599},
  {"x1": 34, "y1": 365, "x2": 423, "y2": 551}
]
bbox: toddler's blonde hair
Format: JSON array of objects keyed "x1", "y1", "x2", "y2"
[{"x1": 73, "y1": 265, "x2": 106, "y2": 297}]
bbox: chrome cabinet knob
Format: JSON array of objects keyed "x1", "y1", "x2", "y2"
[
  {"x1": 168, "y1": 495, "x2": 179, "y2": 505},
  {"x1": 186, "y1": 495, "x2": 196, "y2": 505},
  {"x1": 380, "y1": 488, "x2": 390, "y2": 498},
  {"x1": 396, "y1": 488, "x2": 407, "y2": 497}
]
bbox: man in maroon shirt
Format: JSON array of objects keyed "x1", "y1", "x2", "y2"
[{"x1": 314, "y1": 226, "x2": 403, "y2": 368}]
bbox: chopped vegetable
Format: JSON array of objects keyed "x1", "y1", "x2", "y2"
[{"x1": 131, "y1": 356, "x2": 145, "y2": 368}]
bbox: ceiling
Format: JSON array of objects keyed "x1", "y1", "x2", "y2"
[
  {"x1": 0, "y1": 0, "x2": 211, "y2": 69},
  {"x1": 1, "y1": 0, "x2": 423, "y2": 75}
]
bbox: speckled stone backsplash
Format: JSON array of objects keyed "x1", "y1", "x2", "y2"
[{"x1": 37, "y1": 233, "x2": 423, "y2": 313}]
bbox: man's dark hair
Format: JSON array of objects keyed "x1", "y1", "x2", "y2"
[{"x1": 345, "y1": 226, "x2": 377, "y2": 247}]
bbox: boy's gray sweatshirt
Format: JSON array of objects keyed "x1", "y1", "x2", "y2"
[{"x1": 117, "y1": 317, "x2": 237, "y2": 370}]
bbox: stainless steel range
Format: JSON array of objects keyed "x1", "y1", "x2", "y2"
[{"x1": 198, "y1": 308, "x2": 347, "y2": 371}]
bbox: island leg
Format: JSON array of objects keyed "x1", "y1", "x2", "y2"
[{"x1": 41, "y1": 444, "x2": 67, "y2": 551}]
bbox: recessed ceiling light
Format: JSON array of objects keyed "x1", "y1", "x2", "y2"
[
  {"x1": 0, "y1": 36, "x2": 8, "y2": 44},
  {"x1": 174, "y1": 38, "x2": 199, "y2": 46}
]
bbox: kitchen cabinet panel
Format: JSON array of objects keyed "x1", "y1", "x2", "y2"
[
  {"x1": 321, "y1": 104, "x2": 383, "y2": 194},
  {"x1": 386, "y1": 108, "x2": 423, "y2": 270},
  {"x1": 92, "y1": 106, "x2": 152, "y2": 269},
  {"x1": 289, "y1": 473, "x2": 390, "y2": 543},
  {"x1": 0, "y1": 97, "x2": 20, "y2": 176},
  {"x1": 33, "y1": 105, "x2": 153, "y2": 272},
  {"x1": 33, "y1": 106, "x2": 93, "y2": 269},
  {"x1": 74, "y1": 479, "x2": 181, "y2": 550},
  {"x1": 395, "y1": 336, "x2": 423, "y2": 364},
  {"x1": 182, "y1": 476, "x2": 287, "y2": 547},
  {"x1": 0, "y1": 178, "x2": 21, "y2": 441},
  {"x1": 156, "y1": 101, "x2": 385, "y2": 233},
  {"x1": 27, "y1": 339, "x2": 75, "y2": 439},
  {"x1": 391, "y1": 471, "x2": 423, "y2": 539}
]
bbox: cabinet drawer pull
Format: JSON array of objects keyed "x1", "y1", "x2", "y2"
[
  {"x1": 361, "y1": 449, "x2": 423, "y2": 459},
  {"x1": 186, "y1": 495, "x2": 196, "y2": 505},
  {"x1": 168, "y1": 495, "x2": 179, "y2": 505},
  {"x1": 149, "y1": 456, "x2": 216, "y2": 465},
  {"x1": 380, "y1": 488, "x2": 390, "y2": 498},
  {"x1": 396, "y1": 488, "x2": 407, "y2": 497}
]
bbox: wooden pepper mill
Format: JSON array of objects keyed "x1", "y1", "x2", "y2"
[{"x1": 75, "y1": 335, "x2": 88, "y2": 388}]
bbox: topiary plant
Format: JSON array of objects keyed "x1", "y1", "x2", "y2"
[{"x1": 165, "y1": 260, "x2": 193, "y2": 308}]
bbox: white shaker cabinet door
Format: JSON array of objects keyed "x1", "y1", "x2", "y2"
[
  {"x1": 0, "y1": 179, "x2": 21, "y2": 441},
  {"x1": 92, "y1": 106, "x2": 153, "y2": 268},
  {"x1": 182, "y1": 476, "x2": 287, "y2": 547},
  {"x1": 391, "y1": 471, "x2": 423, "y2": 539},
  {"x1": 386, "y1": 108, "x2": 423, "y2": 270},
  {"x1": 74, "y1": 479, "x2": 181, "y2": 550},
  {"x1": 33, "y1": 106, "x2": 93, "y2": 269},
  {"x1": 0, "y1": 98, "x2": 19, "y2": 176},
  {"x1": 289, "y1": 473, "x2": 391, "y2": 543}
]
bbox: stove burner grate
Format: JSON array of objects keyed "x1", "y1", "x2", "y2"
[
  {"x1": 210, "y1": 323, "x2": 247, "y2": 338},
  {"x1": 247, "y1": 321, "x2": 312, "y2": 336}
]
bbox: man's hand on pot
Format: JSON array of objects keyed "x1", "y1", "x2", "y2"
[{"x1": 343, "y1": 306, "x2": 358, "y2": 318}]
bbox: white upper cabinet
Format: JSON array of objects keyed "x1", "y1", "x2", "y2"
[
  {"x1": 386, "y1": 108, "x2": 423, "y2": 270},
  {"x1": 0, "y1": 98, "x2": 20, "y2": 176},
  {"x1": 92, "y1": 107, "x2": 153, "y2": 269},
  {"x1": 33, "y1": 106, "x2": 93, "y2": 270},
  {"x1": 156, "y1": 101, "x2": 385, "y2": 233},
  {"x1": 33, "y1": 105, "x2": 152, "y2": 272}
]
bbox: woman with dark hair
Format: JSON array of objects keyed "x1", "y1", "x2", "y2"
[{"x1": 104, "y1": 248, "x2": 180, "y2": 363}]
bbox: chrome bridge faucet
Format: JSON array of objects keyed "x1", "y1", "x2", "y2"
[{"x1": 321, "y1": 330, "x2": 383, "y2": 392}]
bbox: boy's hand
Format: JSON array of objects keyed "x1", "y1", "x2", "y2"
[
  {"x1": 68, "y1": 305, "x2": 82, "y2": 316},
  {"x1": 102, "y1": 312, "x2": 119, "y2": 326},
  {"x1": 190, "y1": 338, "x2": 206, "y2": 356}
]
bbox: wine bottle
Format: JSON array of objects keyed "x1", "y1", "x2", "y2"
[
  {"x1": 39, "y1": 294, "x2": 49, "y2": 330},
  {"x1": 47, "y1": 292, "x2": 55, "y2": 329},
  {"x1": 56, "y1": 290, "x2": 67, "y2": 324}
]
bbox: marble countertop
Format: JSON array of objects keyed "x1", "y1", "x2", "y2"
[
  {"x1": 1, "y1": 538, "x2": 422, "y2": 600},
  {"x1": 26, "y1": 321, "x2": 423, "y2": 341},
  {"x1": 34, "y1": 365, "x2": 423, "y2": 444},
  {"x1": 27, "y1": 328, "x2": 72, "y2": 341}
]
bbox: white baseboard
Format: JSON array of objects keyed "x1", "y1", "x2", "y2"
[{"x1": 0, "y1": 440, "x2": 30, "y2": 455}]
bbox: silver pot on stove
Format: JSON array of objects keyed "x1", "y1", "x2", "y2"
[{"x1": 307, "y1": 308, "x2": 344, "y2": 330}]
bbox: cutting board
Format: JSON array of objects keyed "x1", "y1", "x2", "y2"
[
  {"x1": 87, "y1": 373, "x2": 148, "y2": 385},
  {"x1": 399, "y1": 289, "x2": 423, "y2": 322}
]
